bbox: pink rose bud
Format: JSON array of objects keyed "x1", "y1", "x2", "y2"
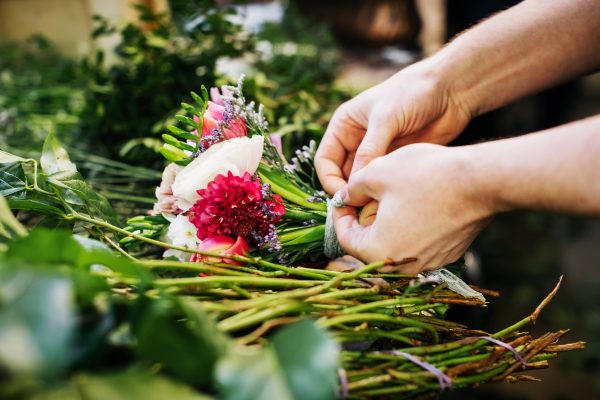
[
  {"x1": 209, "y1": 86, "x2": 233, "y2": 106},
  {"x1": 204, "y1": 101, "x2": 247, "y2": 139},
  {"x1": 191, "y1": 235, "x2": 250, "y2": 266},
  {"x1": 192, "y1": 100, "x2": 247, "y2": 150}
]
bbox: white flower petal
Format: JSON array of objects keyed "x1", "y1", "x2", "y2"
[
  {"x1": 164, "y1": 215, "x2": 199, "y2": 261},
  {"x1": 172, "y1": 136, "x2": 264, "y2": 211}
]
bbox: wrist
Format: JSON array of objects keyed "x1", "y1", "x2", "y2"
[
  {"x1": 415, "y1": 50, "x2": 479, "y2": 122},
  {"x1": 453, "y1": 143, "x2": 507, "y2": 218}
]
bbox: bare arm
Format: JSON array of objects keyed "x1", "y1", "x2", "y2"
[
  {"x1": 437, "y1": 0, "x2": 600, "y2": 117},
  {"x1": 316, "y1": 0, "x2": 600, "y2": 195},
  {"x1": 472, "y1": 115, "x2": 600, "y2": 216}
]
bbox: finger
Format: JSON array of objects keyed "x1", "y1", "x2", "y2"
[
  {"x1": 341, "y1": 167, "x2": 380, "y2": 207},
  {"x1": 332, "y1": 205, "x2": 371, "y2": 259},
  {"x1": 341, "y1": 150, "x2": 355, "y2": 180},
  {"x1": 315, "y1": 154, "x2": 348, "y2": 195},
  {"x1": 351, "y1": 107, "x2": 401, "y2": 174},
  {"x1": 316, "y1": 106, "x2": 366, "y2": 195}
]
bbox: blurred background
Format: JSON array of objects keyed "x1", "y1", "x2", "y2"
[{"x1": 0, "y1": 0, "x2": 598, "y2": 398}]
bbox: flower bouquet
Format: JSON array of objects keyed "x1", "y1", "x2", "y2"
[
  {"x1": 0, "y1": 76, "x2": 586, "y2": 399},
  {"x1": 122, "y1": 76, "x2": 339, "y2": 264}
]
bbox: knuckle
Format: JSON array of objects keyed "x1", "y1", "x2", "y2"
[
  {"x1": 371, "y1": 105, "x2": 397, "y2": 125},
  {"x1": 355, "y1": 142, "x2": 380, "y2": 160}
]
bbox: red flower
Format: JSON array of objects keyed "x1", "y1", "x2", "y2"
[{"x1": 188, "y1": 172, "x2": 285, "y2": 244}]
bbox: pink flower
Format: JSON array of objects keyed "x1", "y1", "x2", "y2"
[
  {"x1": 270, "y1": 134, "x2": 283, "y2": 156},
  {"x1": 192, "y1": 89, "x2": 246, "y2": 150},
  {"x1": 204, "y1": 101, "x2": 247, "y2": 139},
  {"x1": 153, "y1": 163, "x2": 181, "y2": 214},
  {"x1": 210, "y1": 86, "x2": 232, "y2": 106},
  {"x1": 191, "y1": 235, "x2": 250, "y2": 266},
  {"x1": 188, "y1": 172, "x2": 285, "y2": 246}
]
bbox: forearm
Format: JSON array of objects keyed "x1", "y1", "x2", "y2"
[
  {"x1": 428, "y1": 0, "x2": 600, "y2": 117},
  {"x1": 465, "y1": 115, "x2": 600, "y2": 216}
]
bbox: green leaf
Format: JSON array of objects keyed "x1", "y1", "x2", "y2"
[
  {"x1": 33, "y1": 369, "x2": 214, "y2": 400},
  {"x1": 40, "y1": 132, "x2": 77, "y2": 175},
  {"x1": 5, "y1": 228, "x2": 149, "y2": 280},
  {"x1": 0, "y1": 264, "x2": 75, "y2": 377},
  {"x1": 166, "y1": 125, "x2": 199, "y2": 141},
  {"x1": 0, "y1": 196, "x2": 28, "y2": 239},
  {"x1": 162, "y1": 134, "x2": 196, "y2": 152},
  {"x1": 190, "y1": 91, "x2": 204, "y2": 109},
  {"x1": 0, "y1": 162, "x2": 27, "y2": 198},
  {"x1": 272, "y1": 320, "x2": 339, "y2": 400},
  {"x1": 47, "y1": 170, "x2": 119, "y2": 224},
  {"x1": 8, "y1": 197, "x2": 67, "y2": 217},
  {"x1": 175, "y1": 115, "x2": 199, "y2": 128},
  {"x1": 181, "y1": 102, "x2": 201, "y2": 117},
  {"x1": 217, "y1": 320, "x2": 339, "y2": 400},
  {"x1": 217, "y1": 347, "x2": 294, "y2": 400},
  {"x1": 0, "y1": 150, "x2": 25, "y2": 164},
  {"x1": 160, "y1": 144, "x2": 191, "y2": 163},
  {"x1": 132, "y1": 295, "x2": 230, "y2": 387}
]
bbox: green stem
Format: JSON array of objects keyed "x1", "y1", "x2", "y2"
[
  {"x1": 340, "y1": 298, "x2": 427, "y2": 315},
  {"x1": 318, "y1": 313, "x2": 439, "y2": 342},
  {"x1": 70, "y1": 211, "x2": 330, "y2": 280},
  {"x1": 140, "y1": 260, "x2": 252, "y2": 277},
  {"x1": 154, "y1": 276, "x2": 327, "y2": 289},
  {"x1": 217, "y1": 301, "x2": 305, "y2": 332}
]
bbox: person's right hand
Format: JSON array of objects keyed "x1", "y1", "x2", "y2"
[{"x1": 315, "y1": 60, "x2": 473, "y2": 195}]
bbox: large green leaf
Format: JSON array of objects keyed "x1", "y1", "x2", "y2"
[
  {"x1": 8, "y1": 197, "x2": 66, "y2": 217},
  {"x1": 40, "y1": 131, "x2": 77, "y2": 175},
  {"x1": 32, "y1": 369, "x2": 214, "y2": 400},
  {"x1": 46, "y1": 170, "x2": 119, "y2": 225},
  {"x1": 5, "y1": 228, "x2": 150, "y2": 281},
  {"x1": 131, "y1": 295, "x2": 230, "y2": 388},
  {"x1": 0, "y1": 264, "x2": 75, "y2": 377},
  {"x1": 217, "y1": 346, "x2": 294, "y2": 400},
  {"x1": 217, "y1": 320, "x2": 340, "y2": 400}
]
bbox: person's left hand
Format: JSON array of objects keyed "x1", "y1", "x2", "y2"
[{"x1": 333, "y1": 143, "x2": 493, "y2": 273}]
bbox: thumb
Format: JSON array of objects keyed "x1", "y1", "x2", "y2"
[
  {"x1": 351, "y1": 108, "x2": 399, "y2": 174},
  {"x1": 340, "y1": 167, "x2": 379, "y2": 207},
  {"x1": 332, "y1": 205, "x2": 371, "y2": 260}
]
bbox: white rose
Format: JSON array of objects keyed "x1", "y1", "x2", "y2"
[
  {"x1": 163, "y1": 214, "x2": 199, "y2": 261},
  {"x1": 172, "y1": 135, "x2": 264, "y2": 211}
]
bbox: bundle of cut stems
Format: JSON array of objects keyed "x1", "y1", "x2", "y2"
[{"x1": 99, "y1": 251, "x2": 583, "y2": 399}]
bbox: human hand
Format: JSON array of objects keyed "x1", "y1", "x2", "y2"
[
  {"x1": 333, "y1": 143, "x2": 492, "y2": 273},
  {"x1": 315, "y1": 61, "x2": 472, "y2": 195}
]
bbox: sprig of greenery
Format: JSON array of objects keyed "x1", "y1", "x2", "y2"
[{"x1": 159, "y1": 87, "x2": 209, "y2": 165}]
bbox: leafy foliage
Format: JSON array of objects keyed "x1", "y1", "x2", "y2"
[
  {"x1": 0, "y1": 225, "x2": 339, "y2": 400},
  {"x1": 0, "y1": 36, "x2": 83, "y2": 152},
  {"x1": 1, "y1": 133, "x2": 119, "y2": 227},
  {"x1": 77, "y1": 4, "x2": 250, "y2": 165},
  {"x1": 240, "y1": 2, "x2": 352, "y2": 156}
]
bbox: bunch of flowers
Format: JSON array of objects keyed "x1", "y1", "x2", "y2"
[{"x1": 133, "y1": 76, "x2": 330, "y2": 264}]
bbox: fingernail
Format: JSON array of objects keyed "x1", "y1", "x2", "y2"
[{"x1": 332, "y1": 189, "x2": 346, "y2": 208}]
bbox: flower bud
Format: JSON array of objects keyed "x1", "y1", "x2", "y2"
[{"x1": 191, "y1": 235, "x2": 250, "y2": 266}]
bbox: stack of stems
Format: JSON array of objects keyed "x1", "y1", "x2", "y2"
[{"x1": 86, "y1": 230, "x2": 583, "y2": 398}]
